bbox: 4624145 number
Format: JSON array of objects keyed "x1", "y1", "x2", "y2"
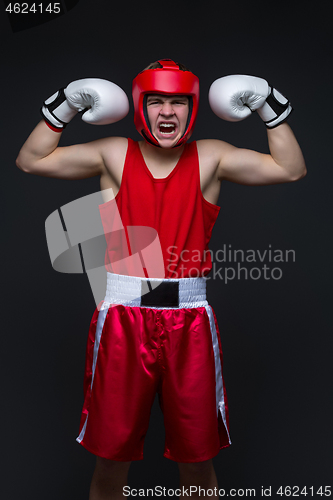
[{"x1": 5, "y1": 3, "x2": 61, "y2": 14}]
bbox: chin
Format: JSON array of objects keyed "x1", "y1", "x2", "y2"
[
  {"x1": 158, "y1": 142, "x2": 175, "y2": 149},
  {"x1": 156, "y1": 136, "x2": 182, "y2": 149}
]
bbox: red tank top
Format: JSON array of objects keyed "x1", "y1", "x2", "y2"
[{"x1": 99, "y1": 139, "x2": 220, "y2": 279}]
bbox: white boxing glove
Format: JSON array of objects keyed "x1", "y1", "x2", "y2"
[
  {"x1": 41, "y1": 78, "x2": 129, "y2": 131},
  {"x1": 208, "y1": 75, "x2": 292, "y2": 128}
]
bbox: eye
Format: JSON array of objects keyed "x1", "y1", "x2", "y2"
[
  {"x1": 147, "y1": 98, "x2": 162, "y2": 106},
  {"x1": 174, "y1": 100, "x2": 188, "y2": 106}
]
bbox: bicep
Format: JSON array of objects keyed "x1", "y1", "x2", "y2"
[
  {"x1": 30, "y1": 141, "x2": 105, "y2": 179},
  {"x1": 218, "y1": 144, "x2": 292, "y2": 185}
]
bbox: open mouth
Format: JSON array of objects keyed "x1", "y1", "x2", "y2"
[{"x1": 159, "y1": 122, "x2": 176, "y2": 135}]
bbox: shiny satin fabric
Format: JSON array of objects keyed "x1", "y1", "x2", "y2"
[
  {"x1": 77, "y1": 303, "x2": 231, "y2": 462},
  {"x1": 98, "y1": 140, "x2": 220, "y2": 280}
]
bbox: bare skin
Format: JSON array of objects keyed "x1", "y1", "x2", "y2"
[
  {"x1": 16, "y1": 93, "x2": 306, "y2": 499},
  {"x1": 16, "y1": 99, "x2": 306, "y2": 207},
  {"x1": 89, "y1": 458, "x2": 218, "y2": 500},
  {"x1": 178, "y1": 459, "x2": 218, "y2": 498},
  {"x1": 89, "y1": 458, "x2": 131, "y2": 500}
]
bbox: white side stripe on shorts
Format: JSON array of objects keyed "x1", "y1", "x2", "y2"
[
  {"x1": 76, "y1": 306, "x2": 109, "y2": 444},
  {"x1": 77, "y1": 276, "x2": 231, "y2": 446},
  {"x1": 205, "y1": 305, "x2": 232, "y2": 445}
]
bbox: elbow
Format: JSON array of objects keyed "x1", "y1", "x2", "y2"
[
  {"x1": 16, "y1": 155, "x2": 25, "y2": 172},
  {"x1": 16, "y1": 154, "x2": 34, "y2": 174},
  {"x1": 294, "y1": 166, "x2": 307, "y2": 181},
  {"x1": 299, "y1": 166, "x2": 307, "y2": 179},
  {"x1": 288, "y1": 163, "x2": 307, "y2": 182}
]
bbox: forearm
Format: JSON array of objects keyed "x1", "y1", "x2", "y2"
[
  {"x1": 267, "y1": 123, "x2": 307, "y2": 181},
  {"x1": 16, "y1": 120, "x2": 62, "y2": 172}
]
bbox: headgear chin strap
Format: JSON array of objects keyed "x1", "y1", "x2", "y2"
[{"x1": 132, "y1": 59, "x2": 199, "y2": 148}]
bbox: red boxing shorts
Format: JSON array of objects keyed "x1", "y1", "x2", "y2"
[{"x1": 76, "y1": 273, "x2": 231, "y2": 462}]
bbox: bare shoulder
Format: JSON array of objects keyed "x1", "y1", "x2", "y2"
[
  {"x1": 99, "y1": 136, "x2": 129, "y2": 193},
  {"x1": 196, "y1": 139, "x2": 234, "y2": 180},
  {"x1": 195, "y1": 139, "x2": 233, "y2": 204},
  {"x1": 99, "y1": 136, "x2": 128, "y2": 176},
  {"x1": 98, "y1": 136, "x2": 128, "y2": 166},
  {"x1": 196, "y1": 138, "x2": 233, "y2": 167}
]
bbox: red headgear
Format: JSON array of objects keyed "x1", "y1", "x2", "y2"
[{"x1": 132, "y1": 59, "x2": 199, "y2": 147}]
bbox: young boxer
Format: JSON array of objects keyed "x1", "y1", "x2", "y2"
[{"x1": 16, "y1": 60, "x2": 306, "y2": 499}]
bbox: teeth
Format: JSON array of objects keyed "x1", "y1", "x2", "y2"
[{"x1": 159, "y1": 123, "x2": 176, "y2": 135}]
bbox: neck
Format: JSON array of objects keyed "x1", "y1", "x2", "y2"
[{"x1": 139, "y1": 140, "x2": 185, "y2": 164}]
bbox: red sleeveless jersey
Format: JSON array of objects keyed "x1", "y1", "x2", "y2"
[{"x1": 99, "y1": 139, "x2": 220, "y2": 279}]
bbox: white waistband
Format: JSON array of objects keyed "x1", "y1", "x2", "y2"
[{"x1": 103, "y1": 273, "x2": 208, "y2": 309}]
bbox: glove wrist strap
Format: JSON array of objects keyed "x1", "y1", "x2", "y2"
[
  {"x1": 41, "y1": 88, "x2": 78, "y2": 129},
  {"x1": 257, "y1": 87, "x2": 293, "y2": 128}
]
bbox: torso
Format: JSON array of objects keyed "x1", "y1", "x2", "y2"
[
  {"x1": 100, "y1": 138, "x2": 222, "y2": 206},
  {"x1": 99, "y1": 138, "x2": 221, "y2": 279}
]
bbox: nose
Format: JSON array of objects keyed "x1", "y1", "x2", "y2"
[{"x1": 160, "y1": 101, "x2": 174, "y2": 116}]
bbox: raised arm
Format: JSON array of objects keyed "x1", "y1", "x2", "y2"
[
  {"x1": 16, "y1": 78, "x2": 129, "y2": 180},
  {"x1": 16, "y1": 120, "x2": 124, "y2": 180},
  {"x1": 208, "y1": 75, "x2": 307, "y2": 185}
]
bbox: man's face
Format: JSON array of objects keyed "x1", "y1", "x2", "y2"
[{"x1": 146, "y1": 94, "x2": 189, "y2": 148}]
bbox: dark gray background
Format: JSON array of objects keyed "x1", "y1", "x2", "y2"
[{"x1": 1, "y1": 1, "x2": 332, "y2": 498}]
